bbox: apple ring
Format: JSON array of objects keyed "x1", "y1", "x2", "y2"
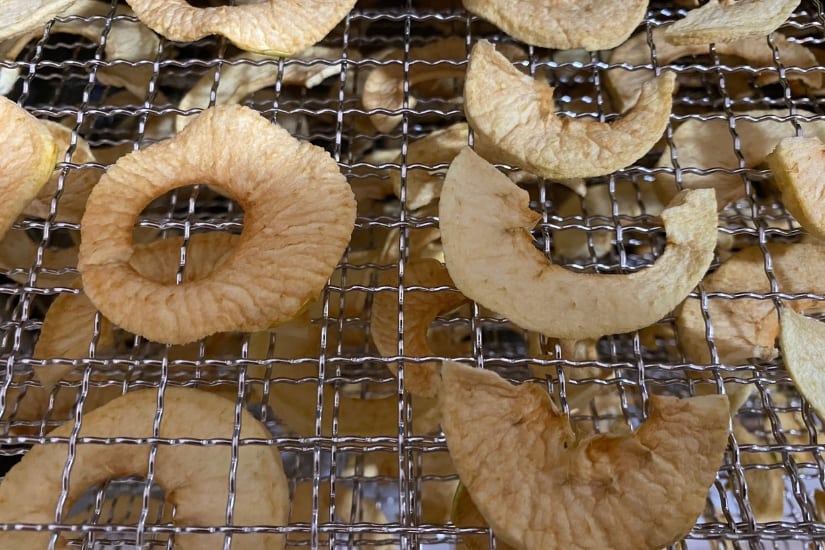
[
  {"x1": 78, "y1": 104, "x2": 356, "y2": 345},
  {"x1": 123, "y1": 0, "x2": 357, "y2": 56},
  {"x1": 465, "y1": 40, "x2": 676, "y2": 179},
  {"x1": 440, "y1": 147, "x2": 717, "y2": 340},
  {"x1": 0, "y1": 387, "x2": 289, "y2": 549}
]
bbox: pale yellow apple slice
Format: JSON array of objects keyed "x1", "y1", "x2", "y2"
[
  {"x1": 665, "y1": 0, "x2": 799, "y2": 45},
  {"x1": 439, "y1": 147, "x2": 717, "y2": 340},
  {"x1": 440, "y1": 361, "x2": 730, "y2": 550},
  {"x1": 606, "y1": 28, "x2": 820, "y2": 114},
  {"x1": 767, "y1": 136, "x2": 825, "y2": 241},
  {"x1": 0, "y1": 0, "x2": 77, "y2": 41},
  {"x1": 124, "y1": 0, "x2": 356, "y2": 56},
  {"x1": 462, "y1": 0, "x2": 648, "y2": 51},
  {"x1": 465, "y1": 40, "x2": 676, "y2": 180},
  {"x1": 780, "y1": 309, "x2": 825, "y2": 419}
]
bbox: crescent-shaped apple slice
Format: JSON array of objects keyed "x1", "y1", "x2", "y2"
[
  {"x1": 767, "y1": 136, "x2": 825, "y2": 241},
  {"x1": 440, "y1": 147, "x2": 717, "y2": 340},
  {"x1": 440, "y1": 361, "x2": 730, "y2": 550},
  {"x1": 464, "y1": 39, "x2": 676, "y2": 179}
]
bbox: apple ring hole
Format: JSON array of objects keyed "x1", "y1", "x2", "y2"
[
  {"x1": 64, "y1": 476, "x2": 173, "y2": 547},
  {"x1": 133, "y1": 183, "x2": 244, "y2": 277}
]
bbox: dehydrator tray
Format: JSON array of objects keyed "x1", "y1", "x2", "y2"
[{"x1": 1, "y1": 1, "x2": 825, "y2": 548}]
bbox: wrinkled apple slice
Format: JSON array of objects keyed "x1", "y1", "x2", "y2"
[
  {"x1": 665, "y1": 0, "x2": 799, "y2": 45},
  {"x1": 606, "y1": 28, "x2": 820, "y2": 114},
  {"x1": 440, "y1": 361, "x2": 730, "y2": 550},
  {"x1": 780, "y1": 309, "x2": 825, "y2": 419},
  {"x1": 124, "y1": 0, "x2": 356, "y2": 56},
  {"x1": 653, "y1": 110, "x2": 825, "y2": 210},
  {"x1": 767, "y1": 136, "x2": 825, "y2": 241},
  {"x1": 22, "y1": 120, "x2": 100, "y2": 224},
  {"x1": 466, "y1": 40, "x2": 676, "y2": 179},
  {"x1": 252, "y1": 363, "x2": 441, "y2": 438},
  {"x1": 462, "y1": 0, "x2": 648, "y2": 51},
  {"x1": 0, "y1": 0, "x2": 78, "y2": 41},
  {"x1": 0, "y1": 1, "x2": 161, "y2": 98},
  {"x1": 451, "y1": 483, "x2": 516, "y2": 550},
  {"x1": 677, "y1": 243, "x2": 825, "y2": 366},
  {"x1": 0, "y1": 96, "x2": 58, "y2": 240},
  {"x1": 370, "y1": 259, "x2": 467, "y2": 397},
  {"x1": 440, "y1": 147, "x2": 717, "y2": 340}
]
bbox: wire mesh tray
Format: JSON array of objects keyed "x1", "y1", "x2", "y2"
[{"x1": 1, "y1": 0, "x2": 825, "y2": 548}]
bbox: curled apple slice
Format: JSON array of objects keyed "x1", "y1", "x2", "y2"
[
  {"x1": 465, "y1": 39, "x2": 676, "y2": 180},
  {"x1": 440, "y1": 361, "x2": 730, "y2": 550},
  {"x1": 606, "y1": 28, "x2": 820, "y2": 114},
  {"x1": 767, "y1": 136, "x2": 825, "y2": 241},
  {"x1": 664, "y1": 0, "x2": 799, "y2": 46},
  {"x1": 780, "y1": 309, "x2": 825, "y2": 419},
  {"x1": 440, "y1": 147, "x2": 717, "y2": 340},
  {"x1": 462, "y1": 0, "x2": 648, "y2": 51}
]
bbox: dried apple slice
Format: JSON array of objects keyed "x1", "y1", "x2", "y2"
[
  {"x1": 0, "y1": 96, "x2": 59, "y2": 239},
  {"x1": 440, "y1": 147, "x2": 717, "y2": 340},
  {"x1": 370, "y1": 259, "x2": 467, "y2": 397},
  {"x1": 780, "y1": 309, "x2": 825, "y2": 419},
  {"x1": 0, "y1": 0, "x2": 78, "y2": 41},
  {"x1": 466, "y1": 40, "x2": 676, "y2": 179},
  {"x1": 440, "y1": 361, "x2": 730, "y2": 550},
  {"x1": 653, "y1": 110, "x2": 825, "y2": 210},
  {"x1": 0, "y1": 1, "x2": 161, "y2": 98},
  {"x1": 451, "y1": 483, "x2": 516, "y2": 550},
  {"x1": 606, "y1": 28, "x2": 820, "y2": 114},
  {"x1": 22, "y1": 121, "x2": 100, "y2": 224},
  {"x1": 664, "y1": 0, "x2": 799, "y2": 45},
  {"x1": 462, "y1": 0, "x2": 647, "y2": 50},
  {"x1": 766, "y1": 136, "x2": 825, "y2": 241},
  {"x1": 79, "y1": 105, "x2": 356, "y2": 345},
  {"x1": 177, "y1": 47, "x2": 348, "y2": 132},
  {"x1": 124, "y1": 0, "x2": 356, "y2": 56},
  {"x1": 677, "y1": 243, "x2": 825, "y2": 366},
  {"x1": 390, "y1": 123, "x2": 470, "y2": 210}
]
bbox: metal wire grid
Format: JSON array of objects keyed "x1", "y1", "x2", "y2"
[{"x1": 0, "y1": 0, "x2": 822, "y2": 548}]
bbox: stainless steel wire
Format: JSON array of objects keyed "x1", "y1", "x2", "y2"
[{"x1": 0, "y1": 1, "x2": 822, "y2": 549}]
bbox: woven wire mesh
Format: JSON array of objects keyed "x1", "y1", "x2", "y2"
[{"x1": 0, "y1": 0, "x2": 823, "y2": 548}]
